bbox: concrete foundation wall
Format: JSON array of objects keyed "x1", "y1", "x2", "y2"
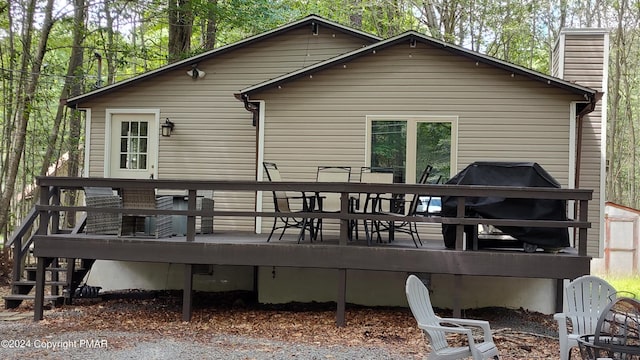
[
  {"x1": 88, "y1": 263, "x2": 557, "y2": 314},
  {"x1": 256, "y1": 267, "x2": 556, "y2": 314},
  {"x1": 87, "y1": 260, "x2": 255, "y2": 292}
]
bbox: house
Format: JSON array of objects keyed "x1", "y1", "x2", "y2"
[{"x1": 62, "y1": 15, "x2": 609, "y2": 314}]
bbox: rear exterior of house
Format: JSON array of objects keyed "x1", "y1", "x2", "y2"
[
  {"x1": 67, "y1": 16, "x2": 382, "y2": 296},
  {"x1": 65, "y1": 17, "x2": 608, "y2": 314},
  {"x1": 247, "y1": 31, "x2": 606, "y2": 255},
  {"x1": 72, "y1": 16, "x2": 378, "y2": 232},
  {"x1": 240, "y1": 31, "x2": 607, "y2": 312}
]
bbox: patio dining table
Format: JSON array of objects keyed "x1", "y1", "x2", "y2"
[{"x1": 349, "y1": 191, "x2": 403, "y2": 245}]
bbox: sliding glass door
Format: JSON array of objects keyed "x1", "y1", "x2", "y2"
[{"x1": 368, "y1": 117, "x2": 456, "y2": 184}]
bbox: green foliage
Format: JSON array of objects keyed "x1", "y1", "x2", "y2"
[
  {"x1": 371, "y1": 121, "x2": 407, "y2": 179},
  {"x1": 416, "y1": 122, "x2": 451, "y2": 182},
  {"x1": 2, "y1": 0, "x2": 640, "y2": 233},
  {"x1": 601, "y1": 275, "x2": 640, "y2": 299}
]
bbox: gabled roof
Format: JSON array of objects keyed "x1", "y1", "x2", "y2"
[
  {"x1": 66, "y1": 15, "x2": 381, "y2": 107},
  {"x1": 238, "y1": 30, "x2": 598, "y2": 102}
]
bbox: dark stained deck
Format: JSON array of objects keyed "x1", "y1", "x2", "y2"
[
  {"x1": 28, "y1": 176, "x2": 594, "y2": 325},
  {"x1": 34, "y1": 232, "x2": 589, "y2": 279}
]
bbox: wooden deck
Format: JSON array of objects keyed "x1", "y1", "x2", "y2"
[
  {"x1": 34, "y1": 232, "x2": 589, "y2": 279},
  {"x1": 26, "y1": 176, "x2": 593, "y2": 326}
]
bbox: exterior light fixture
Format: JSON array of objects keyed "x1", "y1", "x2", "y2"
[
  {"x1": 187, "y1": 64, "x2": 205, "y2": 79},
  {"x1": 161, "y1": 118, "x2": 175, "y2": 137}
]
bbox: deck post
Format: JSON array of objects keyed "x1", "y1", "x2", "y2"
[
  {"x1": 187, "y1": 190, "x2": 196, "y2": 242},
  {"x1": 34, "y1": 257, "x2": 49, "y2": 321},
  {"x1": 555, "y1": 279, "x2": 565, "y2": 313},
  {"x1": 34, "y1": 186, "x2": 51, "y2": 321},
  {"x1": 183, "y1": 264, "x2": 193, "y2": 321},
  {"x1": 455, "y1": 197, "x2": 465, "y2": 250},
  {"x1": 336, "y1": 268, "x2": 347, "y2": 327},
  {"x1": 339, "y1": 192, "x2": 349, "y2": 246},
  {"x1": 453, "y1": 274, "x2": 461, "y2": 318},
  {"x1": 50, "y1": 187, "x2": 60, "y2": 234},
  {"x1": 578, "y1": 199, "x2": 589, "y2": 256},
  {"x1": 65, "y1": 258, "x2": 76, "y2": 305}
]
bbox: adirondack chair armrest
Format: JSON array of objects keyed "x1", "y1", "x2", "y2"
[
  {"x1": 553, "y1": 312, "x2": 567, "y2": 322},
  {"x1": 442, "y1": 317, "x2": 494, "y2": 342},
  {"x1": 554, "y1": 312, "x2": 572, "y2": 360},
  {"x1": 554, "y1": 312, "x2": 569, "y2": 330},
  {"x1": 418, "y1": 322, "x2": 476, "y2": 346}
]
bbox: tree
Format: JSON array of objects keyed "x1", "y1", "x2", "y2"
[
  {"x1": 0, "y1": 0, "x2": 56, "y2": 238},
  {"x1": 2, "y1": 0, "x2": 640, "y2": 238},
  {"x1": 168, "y1": 0, "x2": 194, "y2": 62}
]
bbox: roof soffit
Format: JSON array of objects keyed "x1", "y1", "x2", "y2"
[{"x1": 239, "y1": 31, "x2": 598, "y2": 101}]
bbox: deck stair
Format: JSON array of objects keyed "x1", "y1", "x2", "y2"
[{"x1": 3, "y1": 204, "x2": 96, "y2": 309}]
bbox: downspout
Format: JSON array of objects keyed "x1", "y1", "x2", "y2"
[
  {"x1": 234, "y1": 92, "x2": 264, "y2": 234},
  {"x1": 236, "y1": 93, "x2": 260, "y2": 126},
  {"x1": 572, "y1": 92, "x2": 601, "y2": 245}
]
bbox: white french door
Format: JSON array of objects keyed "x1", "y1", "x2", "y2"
[{"x1": 107, "y1": 111, "x2": 159, "y2": 179}]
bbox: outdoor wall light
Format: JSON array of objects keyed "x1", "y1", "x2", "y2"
[
  {"x1": 187, "y1": 64, "x2": 206, "y2": 79},
  {"x1": 161, "y1": 118, "x2": 175, "y2": 137}
]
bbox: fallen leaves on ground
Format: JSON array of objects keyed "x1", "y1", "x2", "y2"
[{"x1": 7, "y1": 290, "x2": 577, "y2": 359}]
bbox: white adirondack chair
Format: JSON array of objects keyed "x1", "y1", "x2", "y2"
[
  {"x1": 553, "y1": 275, "x2": 617, "y2": 360},
  {"x1": 405, "y1": 275, "x2": 500, "y2": 360}
]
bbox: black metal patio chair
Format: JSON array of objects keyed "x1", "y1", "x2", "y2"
[
  {"x1": 372, "y1": 165, "x2": 434, "y2": 247},
  {"x1": 263, "y1": 162, "x2": 315, "y2": 242}
]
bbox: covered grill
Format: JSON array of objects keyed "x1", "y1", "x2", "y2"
[
  {"x1": 578, "y1": 297, "x2": 640, "y2": 359},
  {"x1": 441, "y1": 161, "x2": 570, "y2": 251}
]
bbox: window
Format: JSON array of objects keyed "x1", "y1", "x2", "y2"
[
  {"x1": 368, "y1": 117, "x2": 456, "y2": 184},
  {"x1": 119, "y1": 120, "x2": 149, "y2": 170}
]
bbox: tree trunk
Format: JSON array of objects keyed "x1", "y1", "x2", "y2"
[
  {"x1": 0, "y1": 0, "x2": 55, "y2": 238},
  {"x1": 168, "y1": 0, "x2": 194, "y2": 62},
  {"x1": 40, "y1": 0, "x2": 86, "y2": 177},
  {"x1": 103, "y1": 0, "x2": 116, "y2": 85},
  {"x1": 606, "y1": 3, "x2": 625, "y2": 204},
  {"x1": 203, "y1": 0, "x2": 218, "y2": 50}
]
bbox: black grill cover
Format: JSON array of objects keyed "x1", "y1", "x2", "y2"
[{"x1": 442, "y1": 162, "x2": 569, "y2": 249}]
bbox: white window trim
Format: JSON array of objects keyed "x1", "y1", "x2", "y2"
[
  {"x1": 81, "y1": 108, "x2": 91, "y2": 177},
  {"x1": 255, "y1": 100, "x2": 266, "y2": 234},
  {"x1": 365, "y1": 115, "x2": 458, "y2": 183},
  {"x1": 104, "y1": 109, "x2": 161, "y2": 178}
]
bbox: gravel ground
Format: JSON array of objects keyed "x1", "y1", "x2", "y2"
[{"x1": 0, "y1": 324, "x2": 403, "y2": 360}]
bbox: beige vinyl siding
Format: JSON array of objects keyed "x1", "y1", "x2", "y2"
[
  {"x1": 552, "y1": 39, "x2": 561, "y2": 77},
  {"x1": 560, "y1": 31, "x2": 607, "y2": 256},
  {"x1": 82, "y1": 25, "x2": 372, "y2": 231},
  {"x1": 258, "y1": 42, "x2": 585, "y2": 242}
]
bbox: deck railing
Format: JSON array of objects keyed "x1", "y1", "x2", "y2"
[{"x1": 35, "y1": 176, "x2": 593, "y2": 255}]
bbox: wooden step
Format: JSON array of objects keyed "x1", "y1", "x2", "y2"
[
  {"x1": 13, "y1": 280, "x2": 67, "y2": 287},
  {"x1": 3, "y1": 294, "x2": 63, "y2": 301},
  {"x1": 24, "y1": 267, "x2": 75, "y2": 273},
  {"x1": 4, "y1": 294, "x2": 64, "y2": 309}
]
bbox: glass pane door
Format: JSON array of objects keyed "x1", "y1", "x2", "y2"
[
  {"x1": 416, "y1": 122, "x2": 451, "y2": 183},
  {"x1": 109, "y1": 113, "x2": 157, "y2": 179},
  {"x1": 119, "y1": 120, "x2": 149, "y2": 170},
  {"x1": 370, "y1": 121, "x2": 406, "y2": 183}
]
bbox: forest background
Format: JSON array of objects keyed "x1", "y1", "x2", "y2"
[{"x1": 1, "y1": 0, "x2": 639, "y2": 241}]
